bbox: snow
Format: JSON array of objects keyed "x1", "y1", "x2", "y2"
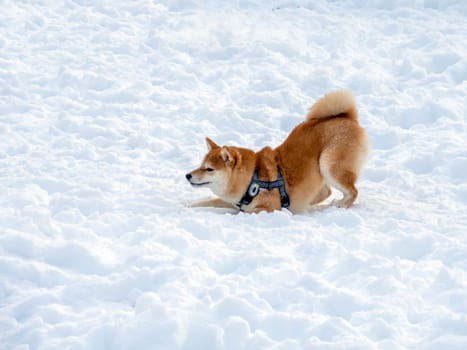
[{"x1": 1, "y1": 0, "x2": 466, "y2": 349}]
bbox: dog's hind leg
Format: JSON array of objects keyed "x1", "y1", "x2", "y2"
[
  {"x1": 328, "y1": 168, "x2": 358, "y2": 208},
  {"x1": 320, "y1": 151, "x2": 360, "y2": 209}
]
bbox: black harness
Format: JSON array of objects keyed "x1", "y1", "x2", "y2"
[{"x1": 236, "y1": 168, "x2": 290, "y2": 210}]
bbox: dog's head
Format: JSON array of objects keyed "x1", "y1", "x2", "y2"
[{"x1": 185, "y1": 137, "x2": 238, "y2": 197}]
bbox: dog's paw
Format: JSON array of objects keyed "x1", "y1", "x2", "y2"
[{"x1": 331, "y1": 198, "x2": 353, "y2": 209}]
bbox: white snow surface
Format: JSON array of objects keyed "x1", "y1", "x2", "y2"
[{"x1": 1, "y1": 1, "x2": 467, "y2": 349}]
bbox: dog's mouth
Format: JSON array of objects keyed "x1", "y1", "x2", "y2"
[{"x1": 190, "y1": 181, "x2": 211, "y2": 187}]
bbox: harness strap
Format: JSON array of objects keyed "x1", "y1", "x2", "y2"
[{"x1": 237, "y1": 168, "x2": 290, "y2": 210}]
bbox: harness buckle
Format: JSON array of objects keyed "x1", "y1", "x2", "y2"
[{"x1": 248, "y1": 183, "x2": 260, "y2": 197}]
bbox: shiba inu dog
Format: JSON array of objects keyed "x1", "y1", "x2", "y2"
[{"x1": 186, "y1": 90, "x2": 370, "y2": 214}]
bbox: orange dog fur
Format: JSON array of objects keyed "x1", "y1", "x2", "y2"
[{"x1": 186, "y1": 90, "x2": 370, "y2": 214}]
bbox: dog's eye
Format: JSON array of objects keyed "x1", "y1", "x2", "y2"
[{"x1": 205, "y1": 167, "x2": 214, "y2": 172}]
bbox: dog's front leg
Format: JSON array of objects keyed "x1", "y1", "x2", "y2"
[{"x1": 190, "y1": 197, "x2": 236, "y2": 209}]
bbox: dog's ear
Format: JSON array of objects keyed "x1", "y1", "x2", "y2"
[
  {"x1": 220, "y1": 146, "x2": 232, "y2": 163},
  {"x1": 205, "y1": 137, "x2": 220, "y2": 151}
]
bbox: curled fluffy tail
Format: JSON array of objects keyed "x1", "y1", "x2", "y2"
[{"x1": 306, "y1": 90, "x2": 358, "y2": 121}]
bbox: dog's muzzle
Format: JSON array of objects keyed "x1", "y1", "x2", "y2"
[{"x1": 186, "y1": 173, "x2": 210, "y2": 187}]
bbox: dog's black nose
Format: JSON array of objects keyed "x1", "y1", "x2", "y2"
[{"x1": 185, "y1": 173, "x2": 192, "y2": 181}]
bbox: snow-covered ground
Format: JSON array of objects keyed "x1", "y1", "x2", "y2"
[{"x1": 1, "y1": 0, "x2": 466, "y2": 349}]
